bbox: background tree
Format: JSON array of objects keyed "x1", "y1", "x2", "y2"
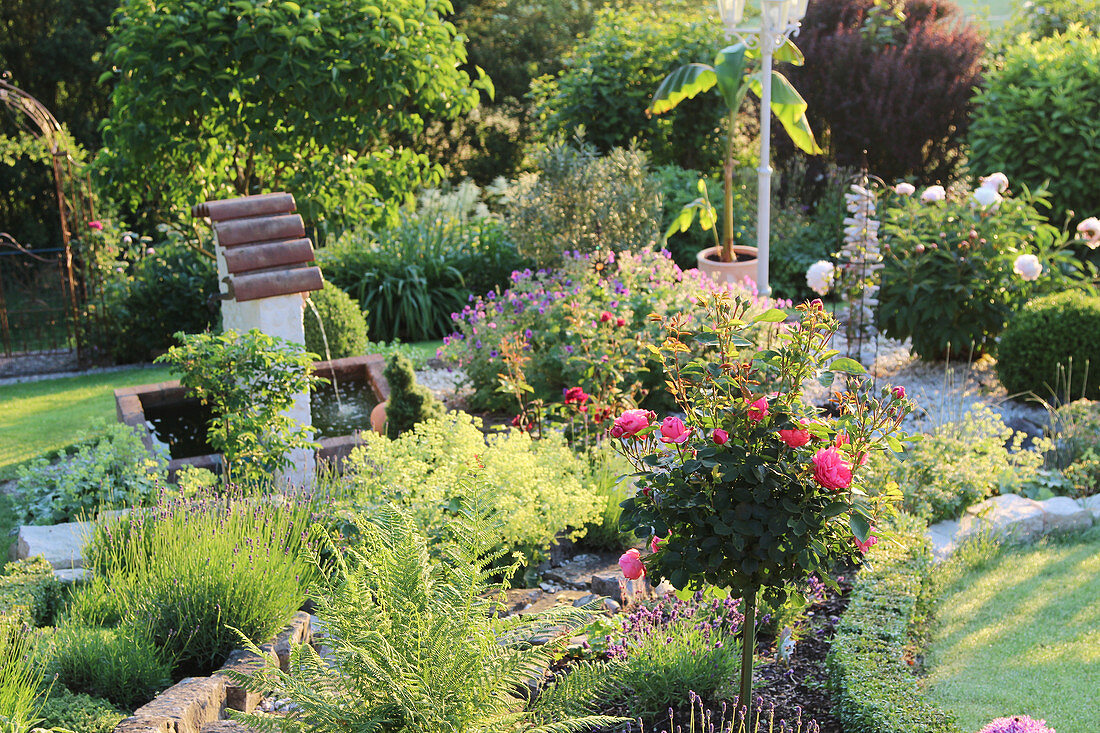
[{"x1": 96, "y1": 0, "x2": 489, "y2": 237}]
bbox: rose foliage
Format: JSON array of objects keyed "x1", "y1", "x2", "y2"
[{"x1": 611, "y1": 295, "x2": 914, "y2": 603}]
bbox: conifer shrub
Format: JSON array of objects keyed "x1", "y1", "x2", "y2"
[
  {"x1": 304, "y1": 281, "x2": 368, "y2": 360},
  {"x1": 997, "y1": 291, "x2": 1100, "y2": 401},
  {"x1": 382, "y1": 352, "x2": 445, "y2": 438}
]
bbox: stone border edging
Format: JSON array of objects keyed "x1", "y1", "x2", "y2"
[
  {"x1": 927, "y1": 493, "x2": 1100, "y2": 560},
  {"x1": 112, "y1": 611, "x2": 312, "y2": 733}
]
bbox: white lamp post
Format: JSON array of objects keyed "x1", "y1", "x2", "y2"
[{"x1": 715, "y1": 0, "x2": 809, "y2": 296}]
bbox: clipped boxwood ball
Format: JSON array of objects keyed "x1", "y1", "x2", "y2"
[
  {"x1": 304, "y1": 281, "x2": 369, "y2": 360},
  {"x1": 997, "y1": 291, "x2": 1100, "y2": 400}
]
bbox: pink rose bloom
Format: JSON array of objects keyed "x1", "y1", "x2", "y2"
[
  {"x1": 892, "y1": 385, "x2": 906, "y2": 399},
  {"x1": 852, "y1": 532, "x2": 878, "y2": 554},
  {"x1": 812, "y1": 447, "x2": 853, "y2": 491},
  {"x1": 612, "y1": 409, "x2": 652, "y2": 439},
  {"x1": 87, "y1": 220, "x2": 104, "y2": 231},
  {"x1": 778, "y1": 426, "x2": 811, "y2": 448},
  {"x1": 650, "y1": 535, "x2": 666, "y2": 553},
  {"x1": 659, "y1": 415, "x2": 692, "y2": 444},
  {"x1": 713, "y1": 428, "x2": 729, "y2": 445},
  {"x1": 1077, "y1": 216, "x2": 1100, "y2": 249},
  {"x1": 619, "y1": 548, "x2": 645, "y2": 580},
  {"x1": 747, "y1": 397, "x2": 769, "y2": 423}
]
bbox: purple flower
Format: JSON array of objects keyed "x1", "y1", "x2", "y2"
[{"x1": 979, "y1": 717, "x2": 1055, "y2": 733}]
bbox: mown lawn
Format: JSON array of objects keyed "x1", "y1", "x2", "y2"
[
  {"x1": 0, "y1": 366, "x2": 174, "y2": 480},
  {"x1": 925, "y1": 528, "x2": 1100, "y2": 732}
]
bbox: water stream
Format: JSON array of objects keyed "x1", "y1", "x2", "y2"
[{"x1": 306, "y1": 297, "x2": 343, "y2": 414}]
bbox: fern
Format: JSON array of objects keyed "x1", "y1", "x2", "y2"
[{"x1": 229, "y1": 478, "x2": 627, "y2": 733}]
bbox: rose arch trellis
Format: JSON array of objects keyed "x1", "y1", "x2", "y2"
[{"x1": 0, "y1": 77, "x2": 101, "y2": 360}]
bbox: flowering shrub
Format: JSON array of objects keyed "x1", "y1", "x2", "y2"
[
  {"x1": 609, "y1": 293, "x2": 913, "y2": 712},
  {"x1": 611, "y1": 295, "x2": 913, "y2": 599},
  {"x1": 441, "y1": 248, "x2": 787, "y2": 413},
  {"x1": 876, "y1": 177, "x2": 1092, "y2": 358},
  {"x1": 601, "y1": 593, "x2": 744, "y2": 717}
]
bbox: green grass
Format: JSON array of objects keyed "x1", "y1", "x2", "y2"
[
  {"x1": 925, "y1": 529, "x2": 1100, "y2": 731},
  {"x1": 0, "y1": 366, "x2": 174, "y2": 480}
]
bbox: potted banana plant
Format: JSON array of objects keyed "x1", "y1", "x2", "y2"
[{"x1": 653, "y1": 39, "x2": 821, "y2": 285}]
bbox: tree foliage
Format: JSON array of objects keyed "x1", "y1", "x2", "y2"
[{"x1": 97, "y1": 0, "x2": 488, "y2": 233}]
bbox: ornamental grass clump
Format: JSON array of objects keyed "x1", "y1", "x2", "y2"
[
  {"x1": 609, "y1": 293, "x2": 914, "y2": 717},
  {"x1": 0, "y1": 621, "x2": 44, "y2": 733}
]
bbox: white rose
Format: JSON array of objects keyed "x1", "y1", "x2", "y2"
[
  {"x1": 920, "y1": 185, "x2": 946, "y2": 203},
  {"x1": 972, "y1": 186, "x2": 1003, "y2": 209},
  {"x1": 894, "y1": 182, "x2": 916, "y2": 196},
  {"x1": 805, "y1": 260, "x2": 835, "y2": 296},
  {"x1": 1077, "y1": 216, "x2": 1100, "y2": 249},
  {"x1": 980, "y1": 172, "x2": 1009, "y2": 193},
  {"x1": 1013, "y1": 254, "x2": 1042, "y2": 281}
]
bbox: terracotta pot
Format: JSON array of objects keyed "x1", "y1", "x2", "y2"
[
  {"x1": 695, "y1": 246, "x2": 758, "y2": 288},
  {"x1": 370, "y1": 400, "x2": 388, "y2": 435}
]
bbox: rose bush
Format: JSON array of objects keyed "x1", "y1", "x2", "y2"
[{"x1": 608, "y1": 293, "x2": 914, "y2": 713}]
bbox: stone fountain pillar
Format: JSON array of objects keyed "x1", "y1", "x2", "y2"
[{"x1": 192, "y1": 193, "x2": 323, "y2": 489}]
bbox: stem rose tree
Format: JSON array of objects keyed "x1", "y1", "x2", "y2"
[{"x1": 609, "y1": 293, "x2": 914, "y2": 715}]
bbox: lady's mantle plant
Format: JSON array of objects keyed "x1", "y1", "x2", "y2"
[{"x1": 609, "y1": 293, "x2": 913, "y2": 712}]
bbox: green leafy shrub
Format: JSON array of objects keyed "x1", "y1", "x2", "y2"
[
  {"x1": 0, "y1": 620, "x2": 45, "y2": 733},
  {"x1": 13, "y1": 423, "x2": 166, "y2": 525},
  {"x1": 85, "y1": 235, "x2": 220, "y2": 364},
  {"x1": 826, "y1": 530, "x2": 962, "y2": 733},
  {"x1": 319, "y1": 182, "x2": 527, "y2": 342},
  {"x1": 80, "y1": 490, "x2": 313, "y2": 677},
  {"x1": 342, "y1": 413, "x2": 601, "y2": 566},
  {"x1": 1007, "y1": 0, "x2": 1100, "y2": 41},
  {"x1": 34, "y1": 685, "x2": 127, "y2": 733},
  {"x1": 577, "y1": 448, "x2": 636, "y2": 552},
  {"x1": 230, "y1": 489, "x2": 622, "y2": 733},
  {"x1": 382, "y1": 353, "x2": 445, "y2": 438},
  {"x1": 0, "y1": 557, "x2": 61, "y2": 628},
  {"x1": 157, "y1": 330, "x2": 322, "y2": 485},
  {"x1": 864, "y1": 405, "x2": 1045, "y2": 523},
  {"x1": 499, "y1": 136, "x2": 661, "y2": 267},
  {"x1": 877, "y1": 181, "x2": 1091, "y2": 359},
  {"x1": 782, "y1": 0, "x2": 983, "y2": 182},
  {"x1": 656, "y1": 165, "x2": 750, "y2": 270},
  {"x1": 42, "y1": 626, "x2": 172, "y2": 710},
  {"x1": 1064, "y1": 450, "x2": 1100, "y2": 497},
  {"x1": 997, "y1": 291, "x2": 1100, "y2": 401},
  {"x1": 1045, "y1": 399, "x2": 1100, "y2": 472},
  {"x1": 530, "y1": 1, "x2": 726, "y2": 171},
  {"x1": 968, "y1": 26, "x2": 1100, "y2": 224},
  {"x1": 304, "y1": 281, "x2": 368, "y2": 361},
  {"x1": 442, "y1": 248, "x2": 788, "y2": 412}
]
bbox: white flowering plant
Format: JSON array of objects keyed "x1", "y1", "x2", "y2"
[{"x1": 876, "y1": 175, "x2": 1095, "y2": 358}]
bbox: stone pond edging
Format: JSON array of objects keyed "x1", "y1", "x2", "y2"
[{"x1": 926, "y1": 493, "x2": 1100, "y2": 560}]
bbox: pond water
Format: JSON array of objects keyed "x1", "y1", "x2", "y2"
[{"x1": 145, "y1": 378, "x2": 378, "y2": 459}]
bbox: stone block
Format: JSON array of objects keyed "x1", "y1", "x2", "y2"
[
  {"x1": 112, "y1": 717, "x2": 174, "y2": 733},
  {"x1": 54, "y1": 567, "x2": 92, "y2": 583},
  {"x1": 958, "y1": 494, "x2": 1045, "y2": 543},
  {"x1": 1038, "y1": 496, "x2": 1094, "y2": 534},
  {"x1": 261, "y1": 611, "x2": 311, "y2": 671},
  {"x1": 215, "y1": 648, "x2": 277, "y2": 713},
  {"x1": 15, "y1": 521, "x2": 91, "y2": 569},
  {"x1": 131, "y1": 676, "x2": 226, "y2": 733},
  {"x1": 200, "y1": 722, "x2": 260, "y2": 733},
  {"x1": 926, "y1": 519, "x2": 960, "y2": 562},
  {"x1": 590, "y1": 574, "x2": 653, "y2": 607},
  {"x1": 1083, "y1": 495, "x2": 1100, "y2": 521}
]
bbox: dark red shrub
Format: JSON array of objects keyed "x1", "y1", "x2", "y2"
[{"x1": 780, "y1": 0, "x2": 984, "y2": 183}]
